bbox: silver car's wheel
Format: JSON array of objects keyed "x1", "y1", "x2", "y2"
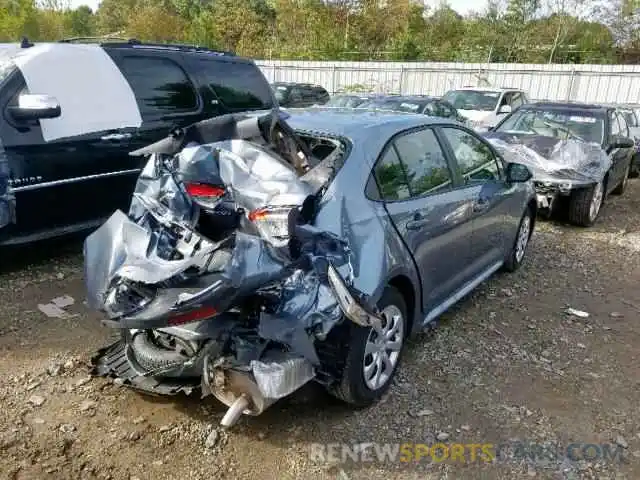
[
  {"x1": 362, "y1": 304, "x2": 404, "y2": 390},
  {"x1": 514, "y1": 213, "x2": 531, "y2": 264},
  {"x1": 588, "y1": 180, "x2": 604, "y2": 222}
]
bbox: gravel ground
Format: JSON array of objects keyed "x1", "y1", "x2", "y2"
[{"x1": 1, "y1": 181, "x2": 640, "y2": 480}]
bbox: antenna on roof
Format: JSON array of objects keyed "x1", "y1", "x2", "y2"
[{"x1": 20, "y1": 37, "x2": 34, "y2": 48}]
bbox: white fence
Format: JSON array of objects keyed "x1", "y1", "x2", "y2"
[{"x1": 256, "y1": 60, "x2": 640, "y2": 106}]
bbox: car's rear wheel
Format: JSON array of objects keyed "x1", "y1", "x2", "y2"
[
  {"x1": 503, "y1": 206, "x2": 533, "y2": 272},
  {"x1": 327, "y1": 286, "x2": 407, "y2": 407},
  {"x1": 567, "y1": 179, "x2": 604, "y2": 227}
]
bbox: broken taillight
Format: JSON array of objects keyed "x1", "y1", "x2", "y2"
[
  {"x1": 248, "y1": 206, "x2": 293, "y2": 247},
  {"x1": 167, "y1": 305, "x2": 218, "y2": 326},
  {"x1": 184, "y1": 182, "x2": 226, "y2": 210}
]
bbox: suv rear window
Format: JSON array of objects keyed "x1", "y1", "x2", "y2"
[
  {"x1": 117, "y1": 56, "x2": 199, "y2": 116},
  {"x1": 198, "y1": 59, "x2": 274, "y2": 111}
]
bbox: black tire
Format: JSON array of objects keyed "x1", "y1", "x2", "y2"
[
  {"x1": 611, "y1": 161, "x2": 631, "y2": 195},
  {"x1": 503, "y1": 206, "x2": 533, "y2": 272},
  {"x1": 327, "y1": 286, "x2": 407, "y2": 407},
  {"x1": 567, "y1": 180, "x2": 604, "y2": 227},
  {"x1": 129, "y1": 330, "x2": 192, "y2": 373}
]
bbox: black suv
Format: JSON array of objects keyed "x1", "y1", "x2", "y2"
[
  {"x1": 0, "y1": 38, "x2": 276, "y2": 246},
  {"x1": 271, "y1": 82, "x2": 330, "y2": 108}
]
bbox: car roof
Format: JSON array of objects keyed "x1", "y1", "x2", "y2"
[
  {"x1": 272, "y1": 82, "x2": 325, "y2": 89},
  {"x1": 451, "y1": 86, "x2": 521, "y2": 93},
  {"x1": 285, "y1": 107, "x2": 454, "y2": 138},
  {"x1": 522, "y1": 101, "x2": 609, "y2": 113},
  {"x1": 373, "y1": 95, "x2": 438, "y2": 101}
]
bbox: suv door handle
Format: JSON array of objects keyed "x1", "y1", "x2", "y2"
[{"x1": 100, "y1": 132, "x2": 133, "y2": 142}]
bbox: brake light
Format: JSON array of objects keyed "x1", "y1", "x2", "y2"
[
  {"x1": 184, "y1": 182, "x2": 226, "y2": 210},
  {"x1": 247, "y1": 206, "x2": 293, "y2": 247},
  {"x1": 184, "y1": 182, "x2": 225, "y2": 198},
  {"x1": 167, "y1": 305, "x2": 218, "y2": 326}
]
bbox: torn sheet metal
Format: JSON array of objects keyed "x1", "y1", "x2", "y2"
[
  {"x1": 9, "y1": 43, "x2": 142, "y2": 142},
  {"x1": 485, "y1": 132, "x2": 612, "y2": 185},
  {"x1": 250, "y1": 356, "x2": 315, "y2": 399}
]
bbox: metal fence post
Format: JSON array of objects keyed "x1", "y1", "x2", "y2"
[
  {"x1": 567, "y1": 69, "x2": 576, "y2": 102},
  {"x1": 399, "y1": 66, "x2": 405, "y2": 94},
  {"x1": 331, "y1": 65, "x2": 337, "y2": 94}
]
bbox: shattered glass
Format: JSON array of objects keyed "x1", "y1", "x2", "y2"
[{"x1": 485, "y1": 133, "x2": 612, "y2": 185}]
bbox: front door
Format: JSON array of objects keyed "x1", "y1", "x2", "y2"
[
  {"x1": 437, "y1": 126, "x2": 512, "y2": 276},
  {"x1": 374, "y1": 127, "x2": 475, "y2": 311},
  {"x1": 0, "y1": 71, "x2": 142, "y2": 241}
]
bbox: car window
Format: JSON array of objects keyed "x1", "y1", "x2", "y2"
[
  {"x1": 438, "y1": 101, "x2": 456, "y2": 118},
  {"x1": 610, "y1": 112, "x2": 622, "y2": 136},
  {"x1": 372, "y1": 146, "x2": 411, "y2": 201},
  {"x1": 392, "y1": 128, "x2": 453, "y2": 196},
  {"x1": 289, "y1": 87, "x2": 304, "y2": 103},
  {"x1": 616, "y1": 112, "x2": 629, "y2": 137},
  {"x1": 423, "y1": 102, "x2": 439, "y2": 116},
  {"x1": 499, "y1": 92, "x2": 512, "y2": 108},
  {"x1": 510, "y1": 92, "x2": 524, "y2": 108},
  {"x1": 441, "y1": 127, "x2": 501, "y2": 183},
  {"x1": 197, "y1": 59, "x2": 273, "y2": 111},
  {"x1": 117, "y1": 56, "x2": 198, "y2": 117}
]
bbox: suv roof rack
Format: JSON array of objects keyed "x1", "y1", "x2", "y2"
[{"x1": 58, "y1": 37, "x2": 235, "y2": 56}]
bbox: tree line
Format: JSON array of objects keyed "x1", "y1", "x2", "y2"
[{"x1": 1, "y1": 0, "x2": 639, "y2": 64}]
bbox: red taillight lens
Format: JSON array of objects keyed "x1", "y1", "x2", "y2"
[
  {"x1": 167, "y1": 305, "x2": 217, "y2": 326},
  {"x1": 184, "y1": 182, "x2": 226, "y2": 198}
]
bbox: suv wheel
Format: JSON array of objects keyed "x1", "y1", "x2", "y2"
[
  {"x1": 568, "y1": 179, "x2": 604, "y2": 227},
  {"x1": 503, "y1": 206, "x2": 532, "y2": 272},
  {"x1": 328, "y1": 286, "x2": 407, "y2": 407},
  {"x1": 630, "y1": 154, "x2": 639, "y2": 178}
]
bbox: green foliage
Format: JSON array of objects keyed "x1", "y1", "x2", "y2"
[{"x1": 0, "y1": 0, "x2": 634, "y2": 63}]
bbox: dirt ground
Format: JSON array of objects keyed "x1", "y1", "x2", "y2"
[{"x1": 1, "y1": 181, "x2": 640, "y2": 480}]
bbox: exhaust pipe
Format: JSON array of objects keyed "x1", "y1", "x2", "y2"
[
  {"x1": 203, "y1": 355, "x2": 315, "y2": 429},
  {"x1": 204, "y1": 362, "x2": 278, "y2": 428}
]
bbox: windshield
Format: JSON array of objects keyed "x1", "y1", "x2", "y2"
[
  {"x1": 326, "y1": 96, "x2": 368, "y2": 108},
  {"x1": 441, "y1": 90, "x2": 501, "y2": 111},
  {"x1": 360, "y1": 99, "x2": 427, "y2": 113},
  {"x1": 495, "y1": 109, "x2": 605, "y2": 144}
]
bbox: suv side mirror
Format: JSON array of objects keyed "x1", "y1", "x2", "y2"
[
  {"x1": 498, "y1": 104, "x2": 512, "y2": 115},
  {"x1": 506, "y1": 162, "x2": 532, "y2": 183},
  {"x1": 8, "y1": 94, "x2": 61, "y2": 121},
  {"x1": 610, "y1": 135, "x2": 635, "y2": 149}
]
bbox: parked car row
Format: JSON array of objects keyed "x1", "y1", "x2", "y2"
[{"x1": 0, "y1": 39, "x2": 636, "y2": 428}]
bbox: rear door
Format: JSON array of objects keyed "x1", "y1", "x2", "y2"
[
  {"x1": 189, "y1": 57, "x2": 275, "y2": 114},
  {"x1": 607, "y1": 110, "x2": 630, "y2": 189},
  {"x1": 105, "y1": 49, "x2": 207, "y2": 158},
  {"x1": 372, "y1": 127, "x2": 475, "y2": 311},
  {"x1": 437, "y1": 125, "x2": 512, "y2": 276}
]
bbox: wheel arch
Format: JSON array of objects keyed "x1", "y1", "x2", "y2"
[{"x1": 387, "y1": 274, "x2": 416, "y2": 337}]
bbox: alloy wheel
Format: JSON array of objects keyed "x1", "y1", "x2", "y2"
[
  {"x1": 588, "y1": 181, "x2": 604, "y2": 222},
  {"x1": 515, "y1": 213, "x2": 531, "y2": 264},
  {"x1": 362, "y1": 304, "x2": 404, "y2": 391}
]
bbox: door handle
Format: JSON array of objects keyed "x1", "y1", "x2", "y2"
[{"x1": 100, "y1": 132, "x2": 133, "y2": 142}]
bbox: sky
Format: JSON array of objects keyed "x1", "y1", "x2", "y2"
[{"x1": 68, "y1": 0, "x2": 490, "y2": 16}]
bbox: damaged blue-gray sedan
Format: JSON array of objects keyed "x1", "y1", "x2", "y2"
[{"x1": 85, "y1": 107, "x2": 537, "y2": 428}]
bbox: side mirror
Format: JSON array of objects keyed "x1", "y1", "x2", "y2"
[
  {"x1": 8, "y1": 94, "x2": 61, "y2": 121},
  {"x1": 506, "y1": 162, "x2": 532, "y2": 183},
  {"x1": 498, "y1": 105, "x2": 512, "y2": 115},
  {"x1": 610, "y1": 135, "x2": 635, "y2": 149}
]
